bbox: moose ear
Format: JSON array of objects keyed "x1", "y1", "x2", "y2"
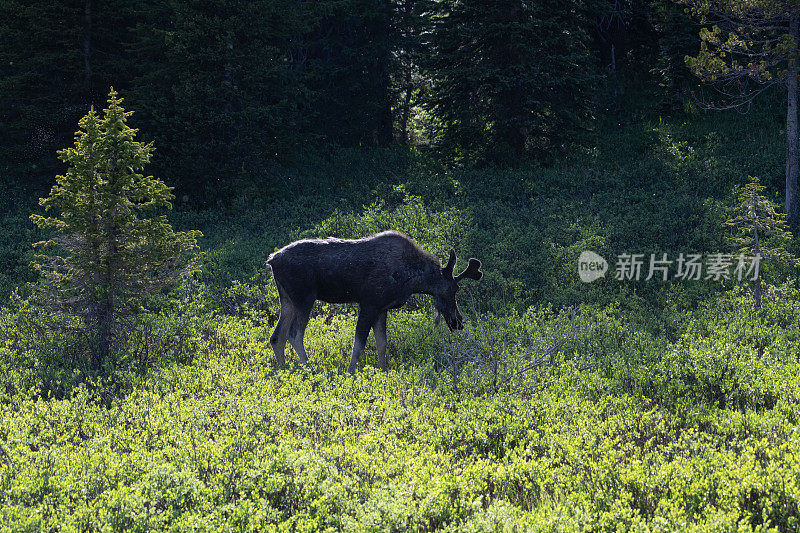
[
  {"x1": 442, "y1": 249, "x2": 457, "y2": 279},
  {"x1": 455, "y1": 258, "x2": 483, "y2": 281}
]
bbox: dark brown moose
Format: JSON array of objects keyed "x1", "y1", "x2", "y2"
[{"x1": 266, "y1": 230, "x2": 483, "y2": 373}]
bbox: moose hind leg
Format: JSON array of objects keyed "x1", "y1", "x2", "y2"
[
  {"x1": 270, "y1": 290, "x2": 294, "y2": 368},
  {"x1": 373, "y1": 311, "x2": 388, "y2": 371},
  {"x1": 270, "y1": 314, "x2": 290, "y2": 368},
  {"x1": 348, "y1": 307, "x2": 378, "y2": 374},
  {"x1": 288, "y1": 301, "x2": 313, "y2": 365}
]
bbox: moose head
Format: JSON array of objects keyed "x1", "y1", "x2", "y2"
[{"x1": 432, "y1": 250, "x2": 483, "y2": 331}]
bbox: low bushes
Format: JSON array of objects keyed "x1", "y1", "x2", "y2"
[{"x1": 1, "y1": 281, "x2": 800, "y2": 530}]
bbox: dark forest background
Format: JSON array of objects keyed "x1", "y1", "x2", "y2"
[
  {"x1": 1, "y1": 0, "x2": 791, "y2": 312},
  {"x1": 0, "y1": 0, "x2": 704, "y2": 201}
]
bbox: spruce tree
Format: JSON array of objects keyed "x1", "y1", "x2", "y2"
[
  {"x1": 726, "y1": 176, "x2": 799, "y2": 308},
  {"x1": 423, "y1": 0, "x2": 599, "y2": 161},
  {"x1": 30, "y1": 89, "x2": 201, "y2": 370},
  {"x1": 0, "y1": 0, "x2": 143, "y2": 188}
]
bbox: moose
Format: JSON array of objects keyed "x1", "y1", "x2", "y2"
[{"x1": 266, "y1": 230, "x2": 483, "y2": 373}]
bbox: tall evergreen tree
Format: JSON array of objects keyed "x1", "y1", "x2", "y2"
[
  {"x1": 590, "y1": 0, "x2": 702, "y2": 113},
  {"x1": 304, "y1": 0, "x2": 394, "y2": 147},
  {"x1": 0, "y1": 1, "x2": 89, "y2": 186},
  {"x1": 684, "y1": 0, "x2": 800, "y2": 229},
  {"x1": 0, "y1": 0, "x2": 141, "y2": 189},
  {"x1": 646, "y1": 0, "x2": 701, "y2": 108},
  {"x1": 423, "y1": 0, "x2": 600, "y2": 161},
  {"x1": 30, "y1": 89, "x2": 201, "y2": 370},
  {"x1": 389, "y1": 0, "x2": 426, "y2": 143},
  {"x1": 122, "y1": 0, "x2": 395, "y2": 196},
  {"x1": 124, "y1": 0, "x2": 313, "y2": 196}
]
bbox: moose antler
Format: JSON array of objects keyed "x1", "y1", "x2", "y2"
[
  {"x1": 455, "y1": 258, "x2": 483, "y2": 281},
  {"x1": 442, "y1": 249, "x2": 457, "y2": 278}
]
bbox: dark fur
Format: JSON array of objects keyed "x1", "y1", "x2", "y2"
[{"x1": 267, "y1": 230, "x2": 482, "y2": 373}]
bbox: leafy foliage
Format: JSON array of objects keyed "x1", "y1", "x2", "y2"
[
  {"x1": 684, "y1": 0, "x2": 797, "y2": 103},
  {"x1": 3, "y1": 285, "x2": 800, "y2": 530}
]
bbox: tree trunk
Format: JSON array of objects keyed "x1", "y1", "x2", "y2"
[
  {"x1": 752, "y1": 194, "x2": 762, "y2": 309},
  {"x1": 786, "y1": 12, "x2": 799, "y2": 230},
  {"x1": 94, "y1": 313, "x2": 110, "y2": 372},
  {"x1": 374, "y1": 8, "x2": 394, "y2": 147},
  {"x1": 400, "y1": 65, "x2": 412, "y2": 144},
  {"x1": 610, "y1": 43, "x2": 619, "y2": 117},
  {"x1": 83, "y1": 0, "x2": 92, "y2": 91}
]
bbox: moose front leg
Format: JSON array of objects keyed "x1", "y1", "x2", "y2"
[
  {"x1": 373, "y1": 311, "x2": 388, "y2": 371},
  {"x1": 348, "y1": 306, "x2": 379, "y2": 374}
]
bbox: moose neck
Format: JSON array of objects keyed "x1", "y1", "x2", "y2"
[{"x1": 410, "y1": 264, "x2": 442, "y2": 296}]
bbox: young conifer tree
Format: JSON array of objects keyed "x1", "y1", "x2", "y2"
[
  {"x1": 726, "y1": 176, "x2": 799, "y2": 308},
  {"x1": 31, "y1": 88, "x2": 201, "y2": 370}
]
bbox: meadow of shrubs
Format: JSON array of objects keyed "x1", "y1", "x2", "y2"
[{"x1": 2, "y1": 106, "x2": 800, "y2": 530}]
